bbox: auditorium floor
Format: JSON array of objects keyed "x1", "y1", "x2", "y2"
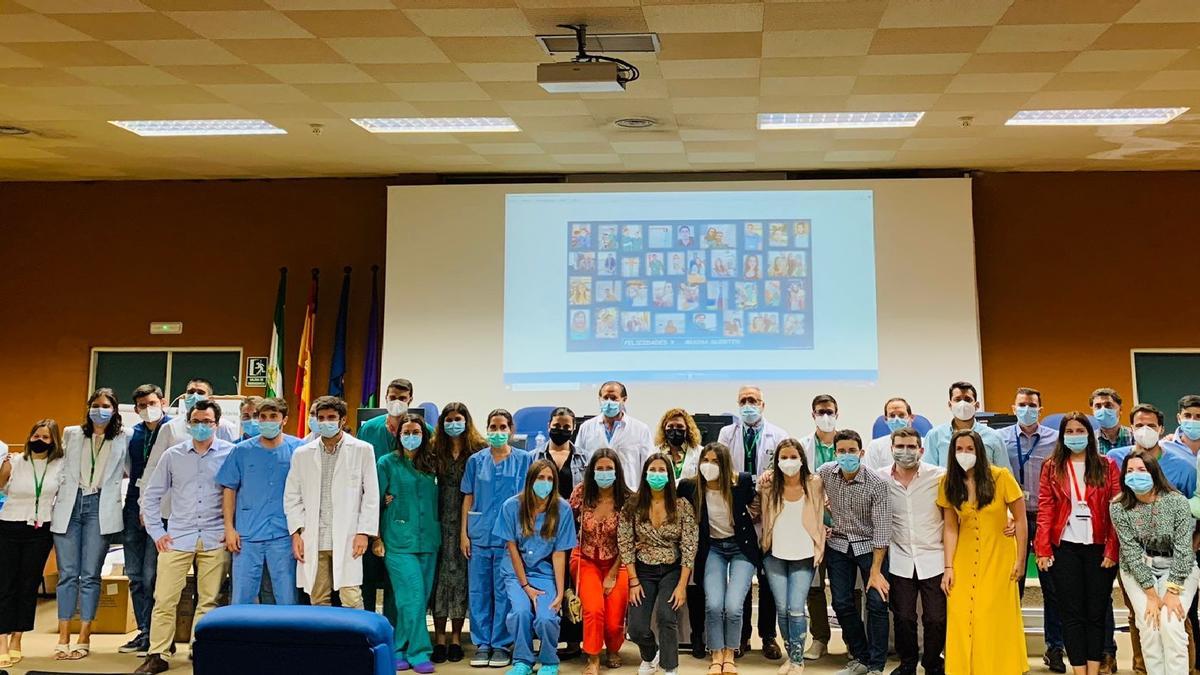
[{"x1": 10, "y1": 599, "x2": 1134, "y2": 675}]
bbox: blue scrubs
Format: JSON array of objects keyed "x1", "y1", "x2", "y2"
[
  {"x1": 215, "y1": 434, "x2": 304, "y2": 605},
  {"x1": 461, "y1": 448, "x2": 532, "y2": 651},
  {"x1": 493, "y1": 496, "x2": 577, "y2": 667}
]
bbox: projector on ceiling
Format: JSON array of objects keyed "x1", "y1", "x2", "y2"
[{"x1": 537, "y1": 61, "x2": 625, "y2": 93}]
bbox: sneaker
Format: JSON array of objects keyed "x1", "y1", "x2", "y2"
[
  {"x1": 488, "y1": 649, "x2": 511, "y2": 668},
  {"x1": 638, "y1": 652, "x2": 660, "y2": 675},
  {"x1": 1043, "y1": 647, "x2": 1066, "y2": 674},
  {"x1": 664, "y1": 670, "x2": 677, "y2": 675},
  {"x1": 803, "y1": 640, "x2": 826, "y2": 661},
  {"x1": 120, "y1": 634, "x2": 148, "y2": 654},
  {"x1": 835, "y1": 661, "x2": 868, "y2": 675},
  {"x1": 504, "y1": 663, "x2": 533, "y2": 675},
  {"x1": 471, "y1": 648, "x2": 491, "y2": 668}
]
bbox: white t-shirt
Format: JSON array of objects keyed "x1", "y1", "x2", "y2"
[
  {"x1": 707, "y1": 490, "x2": 734, "y2": 538},
  {"x1": 770, "y1": 495, "x2": 815, "y2": 561},
  {"x1": 1062, "y1": 460, "x2": 1093, "y2": 545}
]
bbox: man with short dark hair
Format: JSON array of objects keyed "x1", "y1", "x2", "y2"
[
  {"x1": 239, "y1": 396, "x2": 263, "y2": 440},
  {"x1": 574, "y1": 381, "x2": 652, "y2": 490},
  {"x1": 1090, "y1": 388, "x2": 1133, "y2": 454},
  {"x1": 1172, "y1": 394, "x2": 1200, "y2": 458},
  {"x1": 119, "y1": 384, "x2": 171, "y2": 657},
  {"x1": 923, "y1": 381, "x2": 1009, "y2": 472},
  {"x1": 817, "y1": 430, "x2": 890, "y2": 675},
  {"x1": 864, "y1": 397, "x2": 915, "y2": 471}
]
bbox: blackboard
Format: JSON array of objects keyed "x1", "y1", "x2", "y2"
[
  {"x1": 92, "y1": 349, "x2": 241, "y2": 405},
  {"x1": 1133, "y1": 350, "x2": 1200, "y2": 433},
  {"x1": 93, "y1": 351, "x2": 168, "y2": 404}
]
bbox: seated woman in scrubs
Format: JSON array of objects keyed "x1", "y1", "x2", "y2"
[
  {"x1": 493, "y1": 460, "x2": 578, "y2": 675},
  {"x1": 461, "y1": 409, "x2": 532, "y2": 668}
]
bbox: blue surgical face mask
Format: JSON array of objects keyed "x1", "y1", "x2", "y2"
[
  {"x1": 836, "y1": 453, "x2": 861, "y2": 474},
  {"x1": 1063, "y1": 434, "x2": 1089, "y2": 453},
  {"x1": 316, "y1": 421, "x2": 341, "y2": 439},
  {"x1": 189, "y1": 423, "x2": 215, "y2": 442},
  {"x1": 594, "y1": 469, "x2": 617, "y2": 488},
  {"x1": 532, "y1": 479, "x2": 554, "y2": 499},
  {"x1": 242, "y1": 419, "x2": 260, "y2": 438},
  {"x1": 1093, "y1": 407, "x2": 1118, "y2": 429},
  {"x1": 88, "y1": 407, "x2": 114, "y2": 425},
  {"x1": 1179, "y1": 419, "x2": 1200, "y2": 441},
  {"x1": 259, "y1": 421, "x2": 283, "y2": 440},
  {"x1": 1015, "y1": 406, "x2": 1039, "y2": 427},
  {"x1": 740, "y1": 405, "x2": 762, "y2": 425},
  {"x1": 885, "y1": 416, "x2": 909, "y2": 432},
  {"x1": 600, "y1": 400, "x2": 622, "y2": 418},
  {"x1": 400, "y1": 433, "x2": 422, "y2": 451},
  {"x1": 444, "y1": 420, "x2": 466, "y2": 437},
  {"x1": 184, "y1": 392, "x2": 207, "y2": 411},
  {"x1": 1125, "y1": 471, "x2": 1154, "y2": 495},
  {"x1": 308, "y1": 416, "x2": 319, "y2": 434}
]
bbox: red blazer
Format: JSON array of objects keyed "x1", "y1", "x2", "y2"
[{"x1": 1034, "y1": 455, "x2": 1120, "y2": 561}]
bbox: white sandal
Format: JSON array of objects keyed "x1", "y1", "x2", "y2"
[
  {"x1": 54, "y1": 643, "x2": 71, "y2": 660},
  {"x1": 69, "y1": 643, "x2": 90, "y2": 660}
]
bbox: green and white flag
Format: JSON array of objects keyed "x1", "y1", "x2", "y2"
[{"x1": 266, "y1": 267, "x2": 287, "y2": 398}]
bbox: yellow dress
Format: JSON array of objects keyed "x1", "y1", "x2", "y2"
[{"x1": 936, "y1": 466, "x2": 1029, "y2": 675}]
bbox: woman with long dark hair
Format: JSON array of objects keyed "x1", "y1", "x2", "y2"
[
  {"x1": 1110, "y1": 452, "x2": 1198, "y2": 675},
  {"x1": 376, "y1": 414, "x2": 441, "y2": 672},
  {"x1": 494, "y1": 460, "x2": 577, "y2": 675},
  {"x1": 0, "y1": 419, "x2": 65, "y2": 667},
  {"x1": 618, "y1": 453, "x2": 698, "y2": 675},
  {"x1": 569, "y1": 448, "x2": 632, "y2": 675},
  {"x1": 757, "y1": 438, "x2": 824, "y2": 673},
  {"x1": 430, "y1": 402, "x2": 484, "y2": 662},
  {"x1": 937, "y1": 429, "x2": 1027, "y2": 674},
  {"x1": 1035, "y1": 413, "x2": 1121, "y2": 675},
  {"x1": 51, "y1": 388, "x2": 129, "y2": 661}
]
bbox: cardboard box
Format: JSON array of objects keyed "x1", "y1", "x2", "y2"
[{"x1": 44, "y1": 573, "x2": 137, "y2": 634}]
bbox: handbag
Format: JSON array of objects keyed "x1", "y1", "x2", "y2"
[{"x1": 564, "y1": 565, "x2": 583, "y2": 624}]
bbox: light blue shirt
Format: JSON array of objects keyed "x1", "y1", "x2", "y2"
[
  {"x1": 999, "y1": 423, "x2": 1059, "y2": 511},
  {"x1": 1108, "y1": 442, "x2": 1197, "y2": 498},
  {"x1": 461, "y1": 448, "x2": 532, "y2": 548},
  {"x1": 142, "y1": 438, "x2": 233, "y2": 552},
  {"x1": 924, "y1": 421, "x2": 1011, "y2": 474}
]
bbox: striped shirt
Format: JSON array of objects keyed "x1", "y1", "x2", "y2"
[
  {"x1": 317, "y1": 437, "x2": 343, "y2": 551},
  {"x1": 817, "y1": 461, "x2": 891, "y2": 556}
]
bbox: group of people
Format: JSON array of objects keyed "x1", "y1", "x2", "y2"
[{"x1": 3, "y1": 377, "x2": 1200, "y2": 675}]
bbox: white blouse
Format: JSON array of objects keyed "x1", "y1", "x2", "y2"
[{"x1": 2, "y1": 454, "x2": 65, "y2": 526}]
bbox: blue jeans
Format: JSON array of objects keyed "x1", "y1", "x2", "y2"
[
  {"x1": 54, "y1": 492, "x2": 109, "y2": 622},
  {"x1": 763, "y1": 555, "x2": 815, "y2": 665},
  {"x1": 232, "y1": 536, "x2": 297, "y2": 605},
  {"x1": 504, "y1": 575, "x2": 560, "y2": 666},
  {"x1": 703, "y1": 539, "x2": 756, "y2": 651},
  {"x1": 825, "y1": 545, "x2": 888, "y2": 671},
  {"x1": 122, "y1": 499, "x2": 157, "y2": 635}
]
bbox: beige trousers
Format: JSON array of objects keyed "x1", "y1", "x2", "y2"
[
  {"x1": 310, "y1": 550, "x2": 363, "y2": 609},
  {"x1": 149, "y1": 541, "x2": 229, "y2": 657}
]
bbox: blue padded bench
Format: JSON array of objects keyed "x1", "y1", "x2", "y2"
[{"x1": 193, "y1": 604, "x2": 393, "y2": 675}]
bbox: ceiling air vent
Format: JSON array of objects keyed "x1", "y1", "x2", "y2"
[{"x1": 537, "y1": 33, "x2": 660, "y2": 55}]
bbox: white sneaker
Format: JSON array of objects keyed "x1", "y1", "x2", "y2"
[
  {"x1": 664, "y1": 670, "x2": 677, "y2": 675},
  {"x1": 638, "y1": 652, "x2": 659, "y2": 675},
  {"x1": 803, "y1": 640, "x2": 826, "y2": 661},
  {"x1": 834, "y1": 661, "x2": 868, "y2": 675}
]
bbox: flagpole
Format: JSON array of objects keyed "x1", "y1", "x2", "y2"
[
  {"x1": 361, "y1": 264, "x2": 382, "y2": 408},
  {"x1": 328, "y1": 266, "x2": 351, "y2": 399}
]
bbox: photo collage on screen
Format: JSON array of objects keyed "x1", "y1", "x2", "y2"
[{"x1": 566, "y1": 219, "x2": 814, "y2": 352}]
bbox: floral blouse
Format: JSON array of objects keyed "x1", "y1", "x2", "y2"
[
  {"x1": 617, "y1": 497, "x2": 698, "y2": 567},
  {"x1": 569, "y1": 483, "x2": 621, "y2": 563}
]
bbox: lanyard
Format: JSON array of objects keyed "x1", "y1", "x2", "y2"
[
  {"x1": 31, "y1": 459, "x2": 48, "y2": 526},
  {"x1": 1066, "y1": 460, "x2": 1086, "y2": 503},
  {"x1": 743, "y1": 426, "x2": 760, "y2": 472},
  {"x1": 89, "y1": 435, "x2": 107, "y2": 485},
  {"x1": 1015, "y1": 432, "x2": 1040, "y2": 486},
  {"x1": 142, "y1": 423, "x2": 162, "y2": 460}
]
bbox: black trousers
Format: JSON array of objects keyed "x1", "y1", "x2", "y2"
[
  {"x1": 890, "y1": 571, "x2": 946, "y2": 675},
  {"x1": 1050, "y1": 541, "x2": 1118, "y2": 666},
  {"x1": 628, "y1": 562, "x2": 682, "y2": 671},
  {"x1": 0, "y1": 520, "x2": 55, "y2": 633},
  {"x1": 740, "y1": 568, "x2": 777, "y2": 643}
]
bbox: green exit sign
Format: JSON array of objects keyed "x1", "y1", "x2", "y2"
[{"x1": 150, "y1": 322, "x2": 183, "y2": 335}]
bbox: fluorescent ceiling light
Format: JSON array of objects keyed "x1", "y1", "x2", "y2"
[
  {"x1": 758, "y1": 112, "x2": 924, "y2": 130},
  {"x1": 351, "y1": 117, "x2": 520, "y2": 133},
  {"x1": 1006, "y1": 107, "x2": 1188, "y2": 126},
  {"x1": 109, "y1": 119, "x2": 286, "y2": 136}
]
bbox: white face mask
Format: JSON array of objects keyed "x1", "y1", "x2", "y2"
[
  {"x1": 386, "y1": 399, "x2": 407, "y2": 417},
  {"x1": 951, "y1": 400, "x2": 976, "y2": 422},
  {"x1": 955, "y1": 452, "x2": 978, "y2": 471},
  {"x1": 1134, "y1": 426, "x2": 1161, "y2": 449},
  {"x1": 814, "y1": 413, "x2": 837, "y2": 433},
  {"x1": 699, "y1": 462, "x2": 720, "y2": 482},
  {"x1": 138, "y1": 405, "x2": 163, "y2": 423},
  {"x1": 777, "y1": 458, "x2": 803, "y2": 476}
]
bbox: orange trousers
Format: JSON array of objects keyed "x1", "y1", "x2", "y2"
[{"x1": 572, "y1": 550, "x2": 629, "y2": 656}]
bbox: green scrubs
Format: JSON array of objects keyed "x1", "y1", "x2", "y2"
[
  {"x1": 359, "y1": 415, "x2": 398, "y2": 626},
  {"x1": 377, "y1": 451, "x2": 441, "y2": 665}
]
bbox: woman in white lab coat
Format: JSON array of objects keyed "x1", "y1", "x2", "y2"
[
  {"x1": 655, "y1": 408, "x2": 701, "y2": 482},
  {"x1": 284, "y1": 397, "x2": 380, "y2": 606}
]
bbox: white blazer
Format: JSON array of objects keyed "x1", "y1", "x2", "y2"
[
  {"x1": 575, "y1": 414, "x2": 653, "y2": 491},
  {"x1": 52, "y1": 426, "x2": 129, "y2": 535},
  {"x1": 284, "y1": 434, "x2": 379, "y2": 593},
  {"x1": 718, "y1": 418, "x2": 790, "y2": 475}
]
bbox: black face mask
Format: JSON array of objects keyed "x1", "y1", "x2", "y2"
[
  {"x1": 548, "y1": 428, "x2": 573, "y2": 446},
  {"x1": 28, "y1": 439, "x2": 54, "y2": 454},
  {"x1": 665, "y1": 428, "x2": 687, "y2": 447}
]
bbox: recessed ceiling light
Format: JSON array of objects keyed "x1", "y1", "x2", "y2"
[
  {"x1": 758, "y1": 112, "x2": 925, "y2": 130},
  {"x1": 0, "y1": 125, "x2": 31, "y2": 136},
  {"x1": 615, "y1": 117, "x2": 656, "y2": 129},
  {"x1": 351, "y1": 117, "x2": 520, "y2": 133},
  {"x1": 1005, "y1": 107, "x2": 1189, "y2": 126},
  {"x1": 109, "y1": 119, "x2": 286, "y2": 136}
]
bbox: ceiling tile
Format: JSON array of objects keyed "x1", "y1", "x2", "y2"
[
  {"x1": 111, "y1": 38, "x2": 242, "y2": 64},
  {"x1": 1117, "y1": 0, "x2": 1200, "y2": 24},
  {"x1": 859, "y1": 53, "x2": 970, "y2": 75},
  {"x1": 327, "y1": 36, "x2": 449, "y2": 63},
  {"x1": 63, "y1": 64, "x2": 185, "y2": 85},
  {"x1": 852, "y1": 73, "x2": 954, "y2": 94},
  {"x1": 167, "y1": 10, "x2": 312, "y2": 39},
  {"x1": 999, "y1": 0, "x2": 1138, "y2": 25},
  {"x1": 762, "y1": 29, "x2": 875, "y2": 57},
  {"x1": 879, "y1": 0, "x2": 1013, "y2": 28},
  {"x1": 159, "y1": 64, "x2": 281, "y2": 84},
  {"x1": 977, "y1": 23, "x2": 1108, "y2": 52},
  {"x1": 643, "y1": 3, "x2": 762, "y2": 33},
  {"x1": 521, "y1": 7, "x2": 647, "y2": 33},
  {"x1": 432, "y1": 36, "x2": 543, "y2": 61},
  {"x1": 760, "y1": 75, "x2": 856, "y2": 96},
  {"x1": 1091, "y1": 23, "x2": 1200, "y2": 50},
  {"x1": 657, "y1": 32, "x2": 761, "y2": 60},
  {"x1": 51, "y1": 11, "x2": 197, "y2": 40},
  {"x1": 257, "y1": 63, "x2": 374, "y2": 83},
  {"x1": 10, "y1": 40, "x2": 144, "y2": 65},
  {"x1": 1063, "y1": 48, "x2": 1188, "y2": 72},
  {"x1": 763, "y1": 1, "x2": 886, "y2": 30},
  {"x1": 359, "y1": 62, "x2": 469, "y2": 82},
  {"x1": 218, "y1": 37, "x2": 345, "y2": 63},
  {"x1": 402, "y1": 8, "x2": 532, "y2": 36},
  {"x1": 869, "y1": 27, "x2": 991, "y2": 54},
  {"x1": 0, "y1": 12, "x2": 91, "y2": 40},
  {"x1": 946, "y1": 71, "x2": 1054, "y2": 93},
  {"x1": 282, "y1": 10, "x2": 421, "y2": 37},
  {"x1": 657, "y1": 58, "x2": 759, "y2": 79},
  {"x1": 958, "y1": 51, "x2": 1078, "y2": 73},
  {"x1": 759, "y1": 56, "x2": 864, "y2": 77},
  {"x1": 16, "y1": 0, "x2": 154, "y2": 12},
  {"x1": 387, "y1": 80, "x2": 491, "y2": 100}
]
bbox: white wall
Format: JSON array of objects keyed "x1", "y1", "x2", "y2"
[{"x1": 383, "y1": 178, "x2": 980, "y2": 438}]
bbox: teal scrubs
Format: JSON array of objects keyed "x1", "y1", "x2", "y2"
[
  {"x1": 378, "y1": 451, "x2": 440, "y2": 665},
  {"x1": 358, "y1": 414, "x2": 398, "y2": 626}
]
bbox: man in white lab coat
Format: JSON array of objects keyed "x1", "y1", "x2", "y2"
[
  {"x1": 573, "y1": 381, "x2": 653, "y2": 491},
  {"x1": 716, "y1": 385, "x2": 789, "y2": 660},
  {"x1": 284, "y1": 396, "x2": 379, "y2": 608}
]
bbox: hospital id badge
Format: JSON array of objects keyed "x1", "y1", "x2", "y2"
[{"x1": 1073, "y1": 501, "x2": 1091, "y2": 521}]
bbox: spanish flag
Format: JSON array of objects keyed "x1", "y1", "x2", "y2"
[{"x1": 294, "y1": 268, "x2": 319, "y2": 436}]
